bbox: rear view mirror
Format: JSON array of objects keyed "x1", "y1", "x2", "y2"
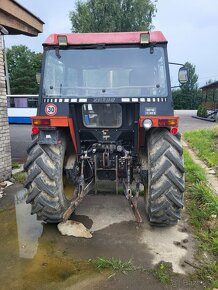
[
  {"x1": 36, "y1": 72, "x2": 41, "y2": 84},
  {"x1": 178, "y1": 66, "x2": 189, "y2": 84}
]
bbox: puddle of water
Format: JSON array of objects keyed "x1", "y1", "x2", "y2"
[
  {"x1": 15, "y1": 189, "x2": 43, "y2": 259},
  {"x1": 0, "y1": 187, "x2": 98, "y2": 290}
]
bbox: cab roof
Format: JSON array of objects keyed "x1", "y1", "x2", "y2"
[{"x1": 43, "y1": 31, "x2": 167, "y2": 46}]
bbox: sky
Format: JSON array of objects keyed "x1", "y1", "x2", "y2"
[{"x1": 4, "y1": 0, "x2": 218, "y2": 87}]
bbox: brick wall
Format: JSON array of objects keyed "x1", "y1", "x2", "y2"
[{"x1": 0, "y1": 36, "x2": 11, "y2": 181}]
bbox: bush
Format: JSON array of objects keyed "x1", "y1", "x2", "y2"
[{"x1": 197, "y1": 105, "x2": 207, "y2": 117}]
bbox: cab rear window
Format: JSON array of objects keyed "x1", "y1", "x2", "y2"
[{"x1": 82, "y1": 104, "x2": 122, "y2": 128}]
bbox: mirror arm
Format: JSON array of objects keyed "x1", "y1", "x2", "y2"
[
  {"x1": 171, "y1": 85, "x2": 181, "y2": 89},
  {"x1": 169, "y1": 62, "x2": 185, "y2": 66}
]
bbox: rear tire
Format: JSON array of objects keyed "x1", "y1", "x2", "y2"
[
  {"x1": 145, "y1": 128, "x2": 184, "y2": 226},
  {"x1": 24, "y1": 134, "x2": 72, "y2": 223}
]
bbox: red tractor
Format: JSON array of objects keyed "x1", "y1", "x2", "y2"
[{"x1": 25, "y1": 31, "x2": 188, "y2": 226}]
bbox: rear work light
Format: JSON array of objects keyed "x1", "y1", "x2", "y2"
[
  {"x1": 143, "y1": 119, "x2": 153, "y2": 130},
  {"x1": 158, "y1": 118, "x2": 178, "y2": 127},
  {"x1": 140, "y1": 33, "x2": 150, "y2": 44},
  {"x1": 33, "y1": 118, "x2": 51, "y2": 126},
  {"x1": 58, "y1": 35, "x2": 68, "y2": 46}
]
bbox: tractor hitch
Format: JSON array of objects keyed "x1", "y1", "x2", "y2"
[
  {"x1": 122, "y1": 151, "x2": 142, "y2": 224},
  {"x1": 123, "y1": 181, "x2": 142, "y2": 224},
  {"x1": 63, "y1": 151, "x2": 95, "y2": 222},
  {"x1": 63, "y1": 178, "x2": 94, "y2": 222},
  {"x1": 63, "y1": 147, "x2": 143, "y2": 224}
]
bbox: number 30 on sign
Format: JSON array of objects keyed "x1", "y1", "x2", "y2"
[{"x1": 45, "y1": 104, "x2": 57, "y2": 116}]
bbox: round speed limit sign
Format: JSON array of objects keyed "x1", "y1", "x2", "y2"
[{"x1": 45, "y1": 104, "x2": 57, "y2": 116}]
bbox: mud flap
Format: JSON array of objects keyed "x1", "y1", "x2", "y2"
[{"x1": 38, "y1": 129, "x2": 59, "y2": 144}]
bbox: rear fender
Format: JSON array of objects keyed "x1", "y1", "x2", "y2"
[
  {"x1": 32, "y1": 116, "x2": 78, "y2": 152},
  {"x1": 138, "y1": 116, "x2": 179, "y2": 147}
]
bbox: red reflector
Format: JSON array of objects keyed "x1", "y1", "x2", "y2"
[
  {"x1": 33, "y1": 118, "x2": 50, "y2": 126},
  {"x1": 32, "y1": 127, "x2": 40, "y2": 135},
  {"x1": 158, "y1": 118, "x2": 178, "y2": 127},
  {"x1": 170, "y1": 127, "x2": 178, "y2": 135}
]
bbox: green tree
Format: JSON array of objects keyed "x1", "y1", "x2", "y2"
[
  {"x1": 172, "y1": 62, "x2": 200, "y2": 109},
  {"x1": 7, "y1": 45, "x2": 42, "y2": 94},
  {"x1": 181, "y1": 62, "x2": 198, "y2": 91},
  {"x1": 70, "y1": 0, "x2": 157, "y2": 33}
]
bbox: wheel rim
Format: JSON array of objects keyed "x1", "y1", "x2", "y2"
[{"x1": 63, "y1": 175, "x2": 75, "y2": 201}]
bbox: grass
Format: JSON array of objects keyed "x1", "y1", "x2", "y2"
[
  {"x1": 12, "y1": 161, "x2": 21, "y2": 169},
  {"x1": 194, "y1": 262, "x2": 218, "y2": 289},
  {"x1": 184, "y1": 149, "x2": 218, "y2": 288},
  {"x1": 154, "y1": 261, "x2": 173, "y2": 285},
  {"x1": 12, "y1": 171, "x2": 26, "y2": 184},
  {"x1": 92, "y1": 257, "x2": 138, "y2": 274},
  {"x1": 184, "y1": 150, "x2": 218, "y2": 254},
  {"x1": 184, "y1": 127, "x2": 218, "y2": 173},
  {"x1": 92, "y1": 258, "x2": 173, "y2": 286}
]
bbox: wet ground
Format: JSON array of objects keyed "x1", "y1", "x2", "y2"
[
  {"x1": 0, "y1": 184, "x2": 203, "y2": 290},
  {"x1": 4, "y1": 110, "x2": 216, "y2": 289}
]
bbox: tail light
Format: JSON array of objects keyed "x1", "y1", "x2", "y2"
[
  {"x1": 158, "y1": 118, "x2": 178, "y2": 127},
  {"x1": 170, "y1": 127, "x2": 178, "y2": 135},
  {"x1": 33, "y1": 118, "x2": 50, "y2": 126},
  {"x1": 32, "y1": 127, "x2": 40, "y2": 135}
]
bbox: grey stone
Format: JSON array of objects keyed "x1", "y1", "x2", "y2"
[{"x1": 57, "y1": 220, "x2": 92, "y2": 238}]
